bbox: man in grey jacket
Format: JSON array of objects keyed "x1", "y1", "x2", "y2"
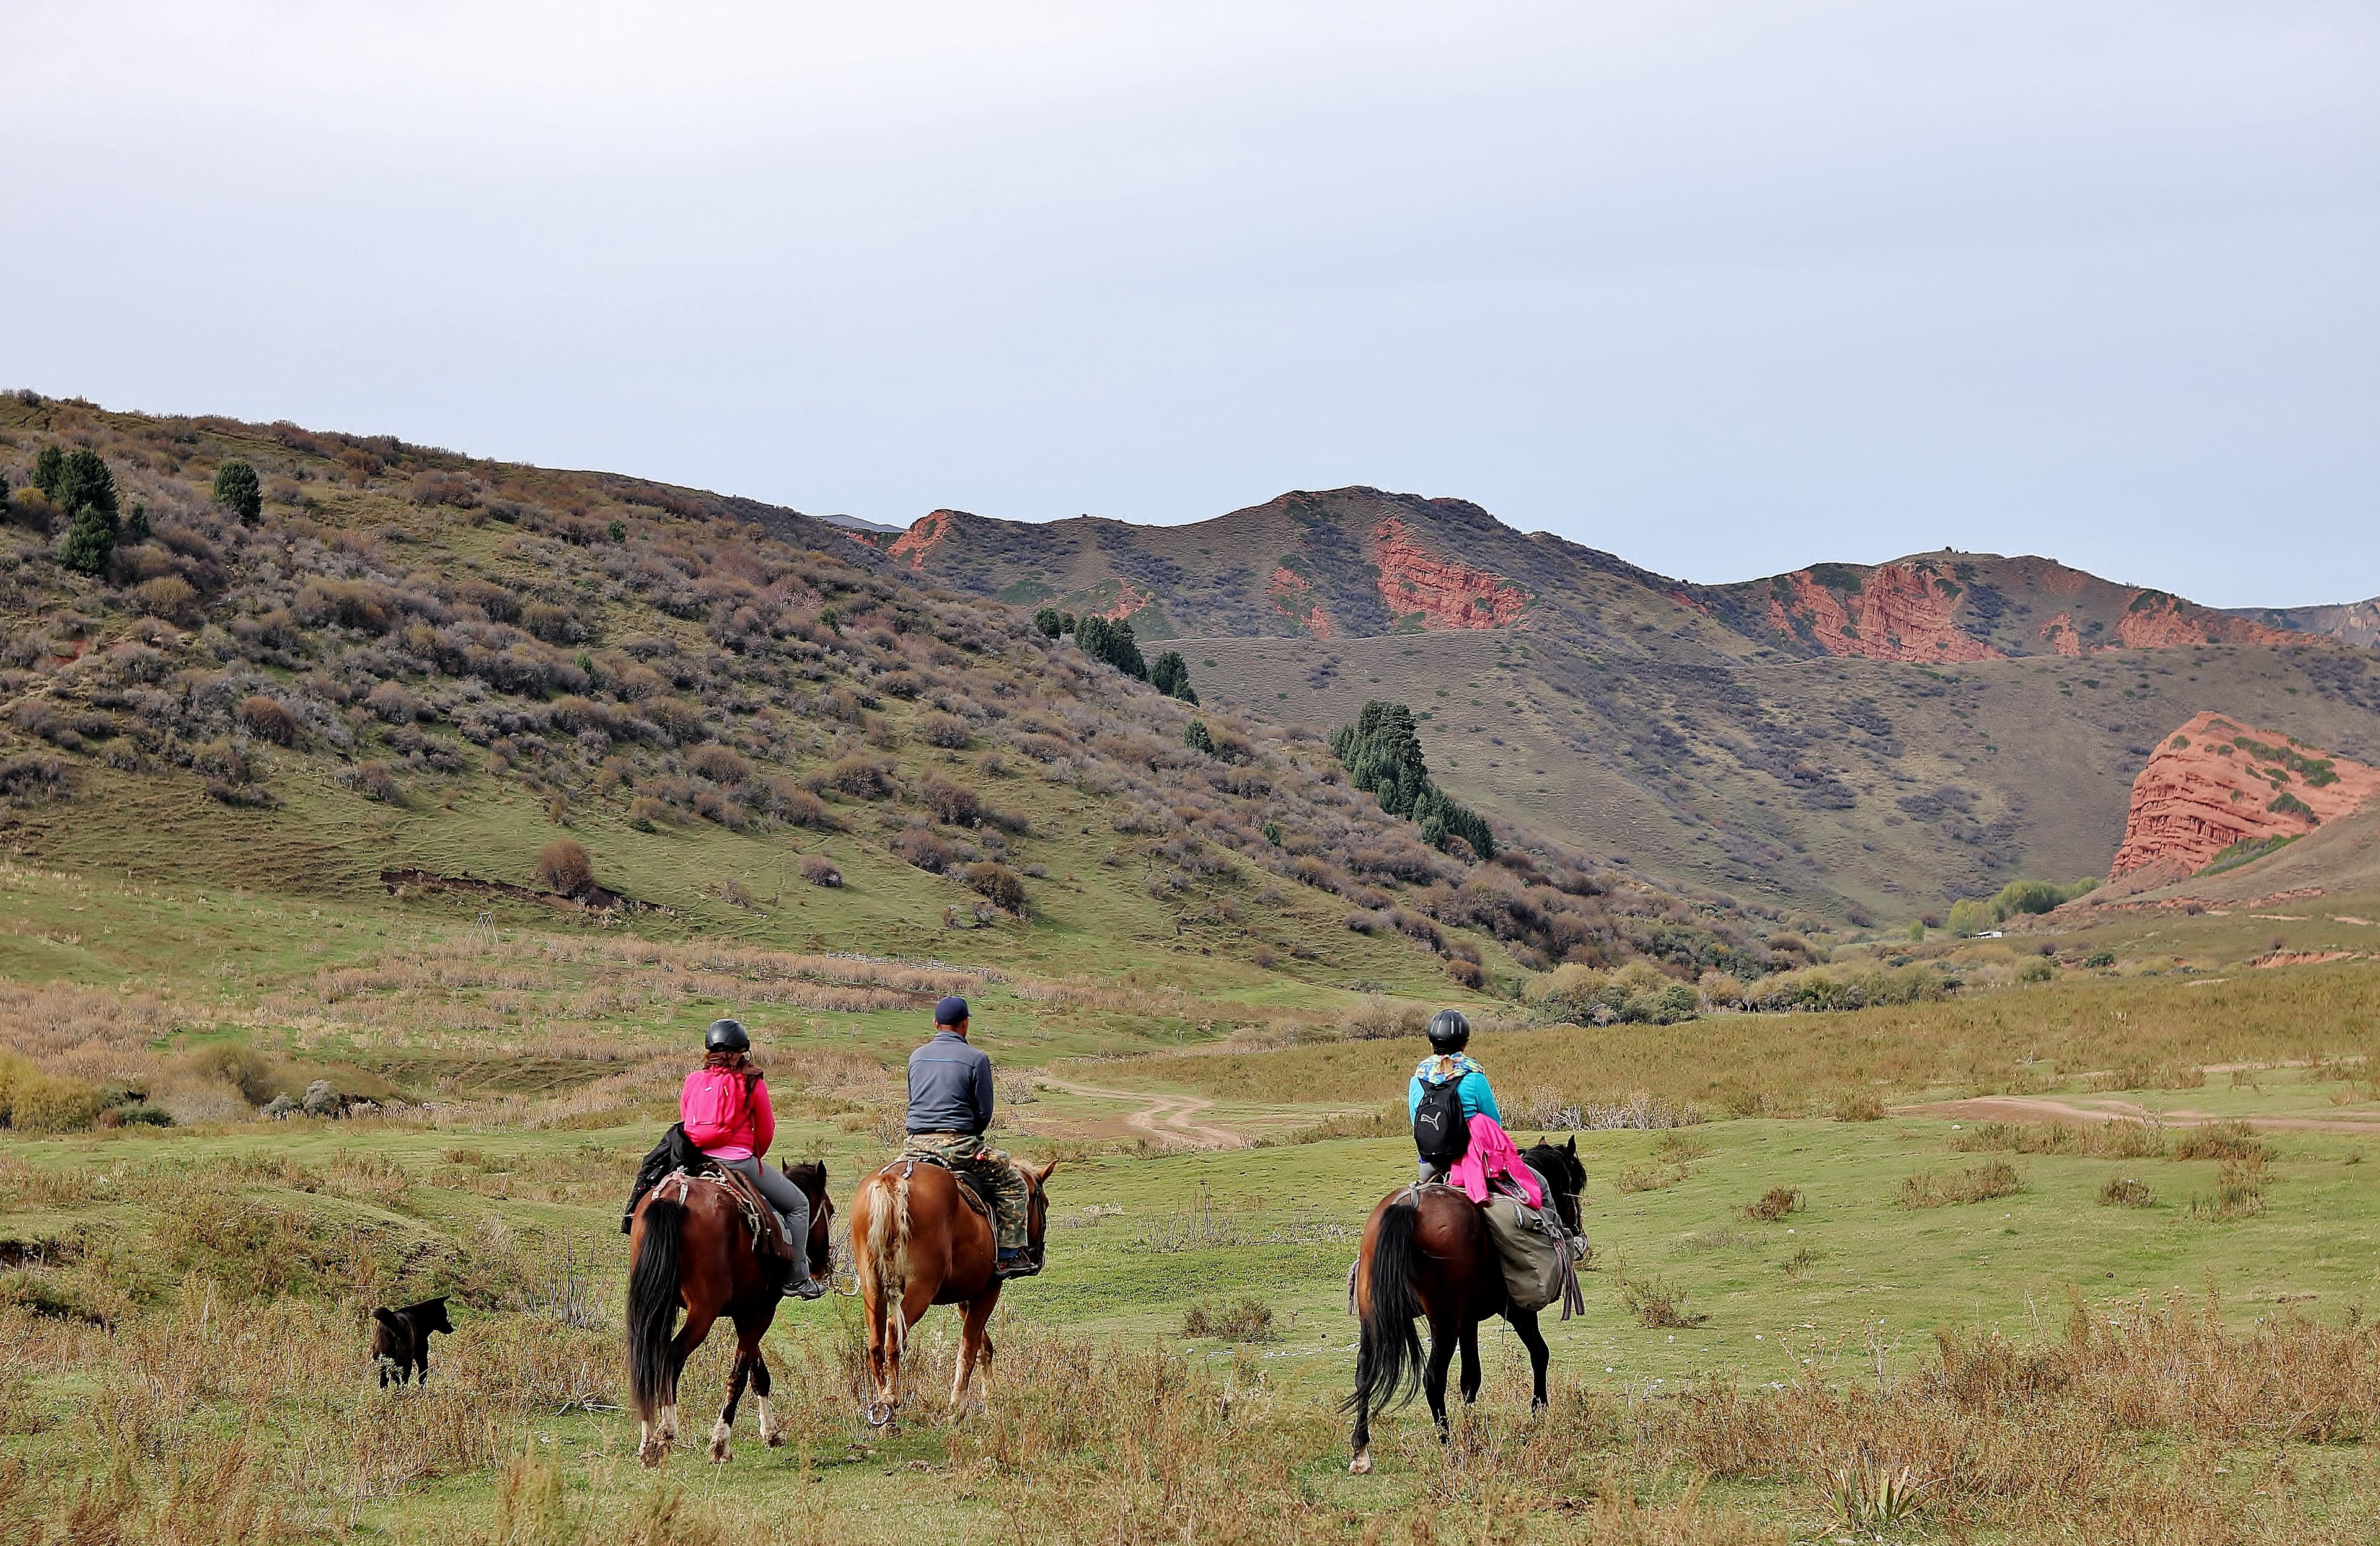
[{"x1": 904, "y1": 996, "x2": 1038, "y2": 1277}]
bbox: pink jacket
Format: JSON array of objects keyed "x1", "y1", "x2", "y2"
[{"x1": 1447, "y1": 1113, "x2": 1541, "y2": 1208}]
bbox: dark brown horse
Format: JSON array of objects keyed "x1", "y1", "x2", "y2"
[
  {"x1": 850, "y1": 1155, "x2": 1054, "y2": 1425},
  {"x1": 1345, "y1": 1137, "x2": 1587, "y2": 1473},
  {"x1": 626, "y1": 1160, "x2": 834, "y2": 1465}
]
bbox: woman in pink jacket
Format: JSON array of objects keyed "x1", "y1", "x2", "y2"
[{"x1": 681, "y1": 1019, "x2": 820, "y2": 1297}]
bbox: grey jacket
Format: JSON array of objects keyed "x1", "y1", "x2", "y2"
[{"x1": 906, "y1": 1031, "x2": 993, "y2": 1135}]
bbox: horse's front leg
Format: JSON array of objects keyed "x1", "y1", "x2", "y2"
[
  {"x1": 1508, "y1": 1308, "x2": 1551, "y2": 1410},
  {"x1": 950, "y1": 1291, "x2": 999, "y2": 1413},
  {"x1": 1423, "y1": 1314, "x2": 1459, "y2": 1439}
]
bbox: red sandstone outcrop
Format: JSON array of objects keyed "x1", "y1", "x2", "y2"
[
  {"x1": 2117, "y1": 592, "x2": 2292, "y2": 650},
  {"x1": 2108, "y1": 712, "x2": 2380, "y2": 878},
  {"x1": 1765, "y1": 562, "x2": 2004, "y2": 663},
  {"x1": 1365, "y1": 519, "x2": 1530, "y2": 629},
  {"x1": 888, "y1": 510, "x2": 958, "y2": 568},
  {"x1": 2039, "y1": 614, "x2": 2084, "y2": 656},
  {"x1": 1267, "y1": 565, "x2": 1334, "y2": 638},
  {"x1": 1089, "y1": 581, "x2": 1153, "y2": 621}
]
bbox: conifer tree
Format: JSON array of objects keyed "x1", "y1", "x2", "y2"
[{"x1": 213, "y1": 459, "x2": 263, "y2": 523}]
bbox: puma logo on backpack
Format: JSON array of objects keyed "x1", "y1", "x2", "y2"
[{"x1": 1413, "y1": 1078, "x2": 1469, "y2": 1167}]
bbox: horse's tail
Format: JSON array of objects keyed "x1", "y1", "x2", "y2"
[
  {"x1": 856, "y1": 1167, "x2": 912, "y2": 1354},
  {"x1": 626, "y1": 1195, "x2": 686, "y2": 1423},
  {"x1": 1346, "y1": 1195, "x2": 1426, "y2": 1422}
]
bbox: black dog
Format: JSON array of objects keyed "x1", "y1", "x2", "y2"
[{"x1": 369, "y1": 1296, "x2": 454, "y2": 1387}]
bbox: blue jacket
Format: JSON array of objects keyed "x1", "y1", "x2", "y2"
[
  {"x1": 907, "y1": 1030, "x2": 994, "y2": 1135},
  {"x1": 1408, "y1": 1053, "x2": 1500, "y2": 1126}
]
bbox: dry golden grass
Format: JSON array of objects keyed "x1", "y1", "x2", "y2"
[
  {"x1": 1898, "y1": 1160, "x2": 2024, "y2": 1209},
  {"x1": 0, "y1": 1265, "x2": 2374, "y2": 1543},
  {"x1": 1148, "y1": 965, "x2": 2380, "y2": 1119}
]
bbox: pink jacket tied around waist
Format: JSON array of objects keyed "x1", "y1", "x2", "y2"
[{"x1": 1447, "y1": 1113, "x2": 1541, "y2": 1208}]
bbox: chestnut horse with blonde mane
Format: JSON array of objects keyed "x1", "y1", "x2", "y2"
[
  {"x1": 850, "y1": 1155, "x2": 1053, "y2": 1425},
  {"x1": 626, "y1": 1160, "x2": 834, "y2": 1465}
]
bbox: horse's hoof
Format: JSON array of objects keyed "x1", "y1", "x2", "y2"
[
  {"x1": 708, "y1": 1442, "x2": 730, "y2": 1463},
  {"x1": 1349, "y1": 1451, "x2": 1373, "y2": 1476},
  {"x1": 638, "y1": 1442, "x2": 666, "y2": 1469},
  {"x1": 764, "y1": 1429, "x2": 787, "y2": 1448}
]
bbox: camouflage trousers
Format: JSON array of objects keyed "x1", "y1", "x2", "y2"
[{"x1": 902, "y1": 1133, "x2": 1030, "y2": 1252}]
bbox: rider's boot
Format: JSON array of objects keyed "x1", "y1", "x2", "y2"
[
  {"x1": 772, "y1": 1213, "x2": 827, "y2": 1299},
  {"x1": 993, "y1": 1248, "x2": 1042, "y2": 1279}
]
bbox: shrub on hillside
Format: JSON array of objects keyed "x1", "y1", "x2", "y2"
[
  {"x1": 364, "y1": 680, "x2": 423, "y2": 723},
  {"x1": 1184, "y1": 718, "x2": 1216, "y2": 754},
  {"x1": 963, "y1": 861, "x2": 1028, "y2": 915},
  {"x1": 131, "y1": 575, "x2": 198, "y2": 622},
  {"x1": 919, "y1": 712, "x2": 972, "y2": 749},
  {"x1": 921, "y1": 774, "x2": 981, "y2": 826},
  {"x1": 0, "y1": 1054, "x2": 105, "y2": 1132},
  {"x1": 891, "y1": 829, "x2": 961, "y2": 873},
  {"x1": 798, "y1": 855, "x2": 842, "y2": 888},
  {"x1": 1947, "y1": 876, "x2": 2100, "y2": 935},
  {"x1": 236, "y1": 696, "x2": 299, "y2": 746},
  {"x1": 687, "y1": 744, "x2": 751, "y2": 784},
  {"x1": 0, "y1": 753, "x2": 69, "y2": 805},
  {"x1": 808, "y1": 755, "x2": 896, "y2": 799},
  {"x1": 534, "y1": 838, "x2": 594, "y2": 897},
  {"x1": 343, "y1": 761, "x2": 402, "y2": 803}
]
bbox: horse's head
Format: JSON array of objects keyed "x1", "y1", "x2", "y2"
[
  {"x1": 782, "y1": 1158, "x2": 834, "y2": 1289},
  {"x1": 1025, "y1": 1160, "x2": 1057, "y2": 1257},
  {"x1": 1525, "y1": 1136, "x2": 1586, "y2": 1237}
]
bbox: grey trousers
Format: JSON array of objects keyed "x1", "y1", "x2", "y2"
[{"x1": 718, "y1": 1155, "x2": 810, "y2": 1277}]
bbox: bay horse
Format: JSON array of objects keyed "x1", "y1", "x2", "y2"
[
  {"x1": 1345, "y1": 1137, "x2": 1587, "y2": 1474},
  {"x1": 626, "y1": 1159, "x2": 834, "y2": 1466},
  {"x1": 850, "y1": 1155, "x2": 1054, "y2": 1426}
]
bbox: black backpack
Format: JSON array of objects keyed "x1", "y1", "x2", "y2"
[{"x1": 1413, "y1": 1079, "x2": 1470, "y2": 1167}]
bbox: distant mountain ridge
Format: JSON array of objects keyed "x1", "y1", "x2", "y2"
[
  {"x1": 2223, "y1": 597, "x2": 2380, "y2": 650},
  {"x1": 852, "y1": 487, "x2": 2337, "y2": 664}
]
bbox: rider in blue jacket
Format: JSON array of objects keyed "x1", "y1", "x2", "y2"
[{"x1": 1409, "y1": 1009, "x2": 1499, "y2": 1182}]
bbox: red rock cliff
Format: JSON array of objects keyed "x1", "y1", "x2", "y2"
[
  {"x1": 1766, "y1": 562, "x2": 2005, "y2": 663},
  {"x1": 1365, "y1": 519, "x2": 1530, "y2": 629},
  {"x1": 887, "y1": 510, "x2": 958, "y2": 569},
  {"x1": 2108, "y1": 712, "x2": 2380, "y2": 877}
]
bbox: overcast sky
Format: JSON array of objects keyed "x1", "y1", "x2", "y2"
[{"x1": 7, "y1": 2, "x2": 2374, "y2": 604}]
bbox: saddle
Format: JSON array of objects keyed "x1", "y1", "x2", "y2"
[
  {"x1": 896, "y1": 1151, "x2": 998, "y2": 1223},
  {"x1": 644, "y1": 1167, "x2": 799, "y2": 1265}
]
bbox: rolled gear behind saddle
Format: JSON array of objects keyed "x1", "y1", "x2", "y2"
[{"x1": 902, "y1": 1132, "x2": 1034, "y2": 1260}]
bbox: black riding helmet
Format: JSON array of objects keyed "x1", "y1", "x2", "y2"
[
  {"x1": 1426, "y1": 1009, "x2": 1470, "y2": 1054},
  {"x1": 705, "y1": 1018, "x2": 751, "y2": 1054}
]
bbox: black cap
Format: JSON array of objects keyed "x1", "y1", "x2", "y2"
[
  {"x1": 705, "y1": 1018, "x2": 750, "y2": 1053},
  {"x1": 934, "y1": 996, "x2": 971, "y2": 1027}
]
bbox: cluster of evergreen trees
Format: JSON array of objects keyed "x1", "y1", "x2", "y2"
[
  {"x1": 32, "y1": 445, "x2": 130, "y2": 576},
  {"x1": 1329, "y1": 700, "x2": 1496, "y2": 860},
  {"x1": 20, "y1": 447, "x2": 260, "y2": 578},
  {"x1": 1036, "y1": 607, "x2": 1199, "y2": 704}
]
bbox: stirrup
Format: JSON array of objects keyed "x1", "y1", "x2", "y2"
[{"x1": 994, "y1": 1252, "x2": 1042, "y2": 1279}]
